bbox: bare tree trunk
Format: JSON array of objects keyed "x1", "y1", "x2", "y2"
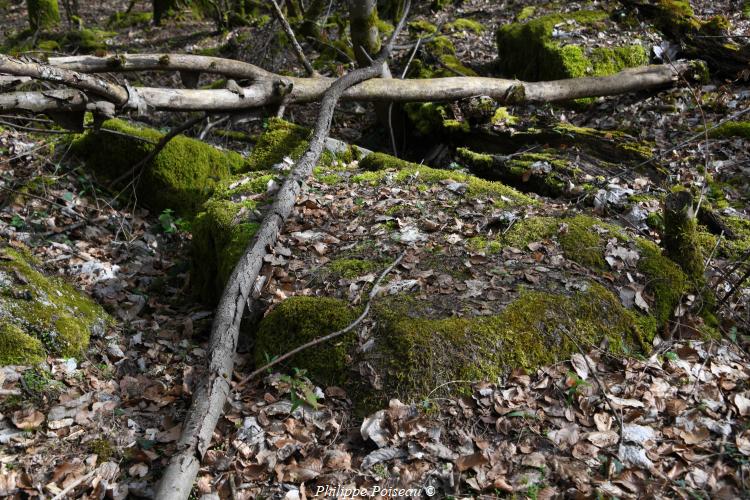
[{"x1": 349, "y1": 0, "x2": 380, "y2": 66}]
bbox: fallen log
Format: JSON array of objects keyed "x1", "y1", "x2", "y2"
[
  {"x1": 0, "y1": 54, "x2": 707, "y2": 113},
  {"x1": 153, "y1": 3, "x2": 411, "y2": 498}
]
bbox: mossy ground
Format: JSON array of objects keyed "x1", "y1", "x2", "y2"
[
  {"x1": 72, "y1": 118, "x2": 250, "y2": 216},
  {"x1": 708, "y1": 121, "x2": 750, "y2": 139},
  {"x1": 355, "y1": 152, "x2": 535, "y2": 207},
  {"x1": 0, "y1": 245, "x2": 110, "y2": 365},
  {"x1": 495, "y1": 10, "x2": 648, "y2": 81}
]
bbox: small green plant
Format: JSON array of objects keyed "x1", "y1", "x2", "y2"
[
  {"x1": 372, "y1": 463, "x2": 388, "y2": 479},
  {"x1": 564, "y1": 371, "x2": 589, "y2": 404},
  {"x1": 22, "y1": 368, "x2": 61, "y2": 400},
  {"x1": 10, "y1": 214, "x2": 25, "y2": 229},
  {"x1": 664, "y1": 351, "x2": 679, "y2": 361},
  {"x1": 278, "y1": 368, "x2": 320, "y2": 412},
  {"x1": 158, "y1": 208, "x2": 190, "y2": 233}
]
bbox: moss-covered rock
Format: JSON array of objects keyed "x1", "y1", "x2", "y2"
[
  {"x1": 471, "y1": 213, "x2": 687, "y2": 333},
  {"x1": 258, "y1": 283, "x2": 647, "y2": 407},
  {"x1": 0, "y1": 244, "x2": 110, "y2": 365},
  {"x1": 191, "y1": 172, "x2": 271, "y2": 303},
  {"x1": 72, "y1": 118, "x2": 250, "y2": 216},
  {"x1": 496, "y1": 10, "x2": 648, "y2": 81},
  {"x1": 254, "y1": 296, "x2": 361, "y2": 386},
  {"x1": 246, "y1": 118, "x2": 310, "y2": 171}
]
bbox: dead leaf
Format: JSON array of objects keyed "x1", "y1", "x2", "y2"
[{"x1": 11, "y1": 408, "x2": 45, "y2": 430}]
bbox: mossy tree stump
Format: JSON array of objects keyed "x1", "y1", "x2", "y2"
[
  {"x1": 664, "y1": 189, "x2": 704, "y2": 281},
  {"x1": 27, "y1": 0, "x2": 61, "y2": 30}
]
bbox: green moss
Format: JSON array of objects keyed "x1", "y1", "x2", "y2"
[
  {"x1": 191, "y1": 173, "x2": 273, "y2": 303},
  {"x1": 27, "y1": 0, "x2": 60, "y2": 30},
  {"x1": 0, "y1": 322, "x2": 45, "y2": 366},
  {"x1": 708, "y1": 121, "x2": 750, "y2": 139},
  {"x1": 458, "y1": 148, "x2": 575, "y2": 197},
  {"x1": 445, "y1": 18, "x2": 485, "y2": 34},
  {"x1": 501, "y1": 215, "x2": 625, "y2": 269},
  {"x1": 408, "y1": 19, "x2": 437, "y2": 34},
  {"x1": 0, "y1": 246, "x2": 110, "y2": 365},
  {"x1": 354, "y1": 153, "x2": 535, "y2": 207},
  {"x1": 663, "y1": 189, "x2": 704, "y2": 281},
  {"x1": 636, "y1": 238, "x2": 687, "y2": 327},
  {"x1": 403, "y1": 103, "x2": 448, "y2": 135},
  {"x1": 327, "y1": 259, "x2": 379, "y2": 279},
  {"x1": 744, "y1": 1, "x2": 750, "y2": 19},
  {"x1": 72, "y1": 118, "x2": 248, "y2": 216},
  {"x1": 371, "y1": 282, "x2": 646, "y2": 403},
  {"x1": 721, "y1": 216, "x2": 750, "y2": 259},
  {"x1": 247, "y1": 118, "x2": 310, "y2": 171},
  {"x1": 88, "y1": 439, "x2": 114, "y2": 463},
  {"x1": 553, "y1": 123, "x2": 654, "y2": 161},
  {"x1": 491, "y1": 107, "x2": 518, "y2": 126},
  {"x1": 589, "y1": 45, "x2": 649, "y2": 77},
  {"x1": 62, "y1": 28, "x2": 115, "y2": 52},
  {"x1": 496, "y1": 11, "x2": 647, "y2": 81},
  {"x1": 255, "y1": 297, "x2": 361, "y2": 386},
  {"x1": 517, "y1": 6, "x2": 535, "y2": 21},
  {"x1": 466, "y1": 236, "x2": 502, "y2": 254},
  {"x1": 107, "y1": 11, "x2": 153, "y2": 28}
]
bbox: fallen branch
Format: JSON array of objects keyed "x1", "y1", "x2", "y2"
[
  {"x1": 0, "y1": 55, "x2": 128, "y2": 105},
  {"x1": 236, "y1": 251, "x2": 405, "y2": 387},
  {"x1": 153, "y1": 3, "x2": 411, "y2": 498},
  {"x1": 1, "y1": 56, "x2": 704, "y2": 113}
]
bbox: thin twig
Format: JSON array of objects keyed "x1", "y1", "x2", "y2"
[
  {"x1": 269, "y1": 0, "x2": 318, "y2": 77},
  {"x1": 237, "y1": 251, "x2": 405, "y2": 386}
]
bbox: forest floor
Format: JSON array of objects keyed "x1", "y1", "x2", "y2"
[{"x1": 2, "y1": 0, "x2": 750, "y2": 498}]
